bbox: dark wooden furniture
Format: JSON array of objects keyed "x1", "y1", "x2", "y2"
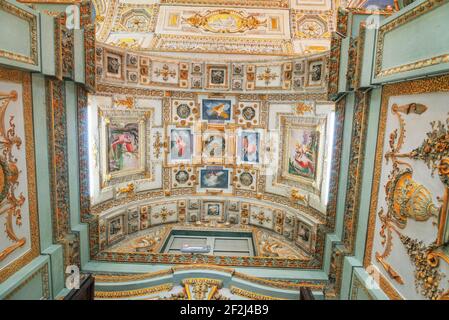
[
  {"x1": 63, "y1": 274, "x2": 95, "y2": 300},
  {"x1": 299, "y1": 287, "x2": 315, "y2": 300}
]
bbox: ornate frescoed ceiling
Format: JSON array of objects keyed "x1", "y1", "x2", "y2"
[
  {"x1": 92, "y1": 0, "x2": 339, "y2": 59},
  {"x1": 89, "y1": 36, "x2": 338, "y2": 269}
]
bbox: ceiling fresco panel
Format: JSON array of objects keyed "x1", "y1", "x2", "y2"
[{"x1": 93, "y1": 0, "x2": 337, "y2": 58}]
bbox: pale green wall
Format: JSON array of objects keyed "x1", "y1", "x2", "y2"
[{"x1": 0, "y1": 0, "x2": 89, "y2": 300}]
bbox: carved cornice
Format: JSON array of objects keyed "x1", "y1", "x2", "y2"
[
  {"x1": 230, "y1": 286, "x2": 282, "y2": 300},
  {"x1": 95, "y1": 283, "x2": 173, "y2": 298},
  {"x1": 160, "y1": 0, "x2": 289, "y2": 8}
]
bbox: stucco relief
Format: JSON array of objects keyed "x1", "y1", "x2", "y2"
[
  {"x1": 366, "y1": 78, "x2": 449, "y2": 300},
  {"x1": 0, "y1": 69, "x2": 39, "y2": 283},
  {"x1": 95, "y1": 196, "x2": 317, "y2": 268},
  {"x1": 93, "y1": 0, "x2": 336, "y2": 57},
  {"x1": 95, "y1": 43, "x2": 328, "y2": 93}
]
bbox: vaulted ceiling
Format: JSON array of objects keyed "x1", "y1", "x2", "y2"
[
  {"x1": 92, "y1": 0, "x2": 338, "y2": 59},
  {"x1": 87, "y1": 0, "x2": 398, "y2": 270}
]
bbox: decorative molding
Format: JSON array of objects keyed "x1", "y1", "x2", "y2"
[
  {"x1": 374, "y1": 0, "x2": 447, "y2": 78},
  {"x1": 77, "y1": 85, "x2": 92, "y2": 221},
  {"x1": 230, "y1": 286, "x2": 282, "y2": 300},
  {"x1": 343, "y1": 90, "x2": 370, "y2": 252},
  {"x1": 354, "y1": 22, "x2": 366, "y2": 90},
  {"x1": 160, "y1": 0, "x2": 289, "y2": 8},
  {"x1": 81, "y1": 1, "x2": 96, "y2": 92},
  {"x1": 95, "y1": 283, "x2": 173, "y2": 298},
  {"x1": 327, "y1": 33, "x2": 342, "y2": 99},
  {"x1": 46, "y1": 78, "x2": 80, "y2": 269},
  {"x1": 3, "y1": 263, "x2": 49, "y2": 300},
  {"x1": 0, "y1": 1, "x2": 38, "y2": 66},
  {"x1": 351, "y1": 274, "x2": 374, "y2": 300},
  {"x1": 150, "y1": 34, "x2": 294, "y2": 56},
  {"x1": 326, "y1": 97, "x2": 345, "y2": 229}
]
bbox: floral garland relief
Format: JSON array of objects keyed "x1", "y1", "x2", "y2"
[{"x1": 375, "y1": 103, "x2": 449, "y2": 300}]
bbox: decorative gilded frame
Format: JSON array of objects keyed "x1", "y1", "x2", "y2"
[
  {"x1": 374, "y1": 0, "x2": 448, "y2": 78},
  {"x1": 0, "y1": 1, "x2": 38, "y2": 66},
  {"x1": 364, "y1": 74, "x2": 449, "y2": 300},
  {"x1": 306, "y1": 58, "x2": 325, "y2": 87},
  {"x1": 99, "y1": 109, "x2": 151, "y2": 186},
  {"x1": 254, "y1": 64, "x2": 283, "y2": 90},
  {"x1": 201, "y1": 124, "x2": 233, "y2": 165},
  {"x1": 0, "y1": 67, "x2": 39, "y2": 283},
  {"x1": 279, "y1": 115, "x2": 326, "y2": 192},
  {"x1": 167, "y1": 126, "x2": 196, "y2": 165},
  {"x1": 201, "y1": 200, "x2": 225, "y2": 222},
  {"x1": 235, "y1": 128, "x2": 263, "y2": 165},
  {"x1": 295, "y1": 219, "x2": 314, "y2": 252},
  {"x1": 206, "y1": 65, "x2": 229, "y2": 90},
  {"x1": 107, "y1": 213, "x2": 127, "y2": 245}
]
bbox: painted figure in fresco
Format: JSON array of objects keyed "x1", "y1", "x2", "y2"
[
  {"x1": 175, "y1": 134, "x2": 187, "y2": 157},
  {"x1": 241, "y1": 133, "x2": 259, "y2": 163},
  {"x1": 298, "y1": 224, "x2": 310, "y2": 243},
  {"x1": 109, "y1": 124, "x2": 139, "y2": 172},
  {"x1": 203, "y1": 171, "x2": 225, "y2": 187},
  {"x1": 207, "y1": 204, "x2": 220, "y2": 216},
  {"x1": 207, "y1": 103, "x2": 229, "y2": 119},
  {"x1": 288, "y1": 129, "x2": 317, "y2": 178},
  {"x1": 109, "y1": 218, "x2": 122, "y2": 236},
  {"x1": 204, "y1": 135, "x2": 225, "y2": 157},
  {"x1": 170, "y1": 129, "x2": 192, "y2": 160},
  {"x1": 201, "y1": 169, "x2": 228, "y2": 189},
  {"x1": 202, "y1": 99, "x2": 232, "y2": 121},
  {"x1": 294, "y1": 143, "x2": 314, "y2": 174}
]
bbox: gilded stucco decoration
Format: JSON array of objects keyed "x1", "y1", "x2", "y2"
[
  {"x1": 86, "y1": 67, "x2": 339, "y2": 268},
  {"x1": 365, "y1": 75, "x2": 449, "y2": 300},
  {"x1": 111, "y1": 4, "x2": 159, "y2": 33},
  {"x1": 0, "y1": 68, "x2": 39, "y2": 283},
  {"x1": 72, "y1": 0, "x2": 345, "y2": 275},
  {"x1": 291, "y1": 10, "x2": 333, "y2": 39},
  {"x1": 95, "y1": 43, "x2": 328, "y2": 92},
  {"x1": 374, "y1": 0, "x2": 447, "y2": 78},
  {"x1": 92, "y1": 0, "x2": 336, "y2": 57},
  {"x1": 93, "y1": 264, "x2": 324, "y2": 300},
  {"x1": 0, "y1": 1, "x2": 38, "y2": 66},
  {"x1": 183, "y1": 10, "x2": 267, "y2": 34}
]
